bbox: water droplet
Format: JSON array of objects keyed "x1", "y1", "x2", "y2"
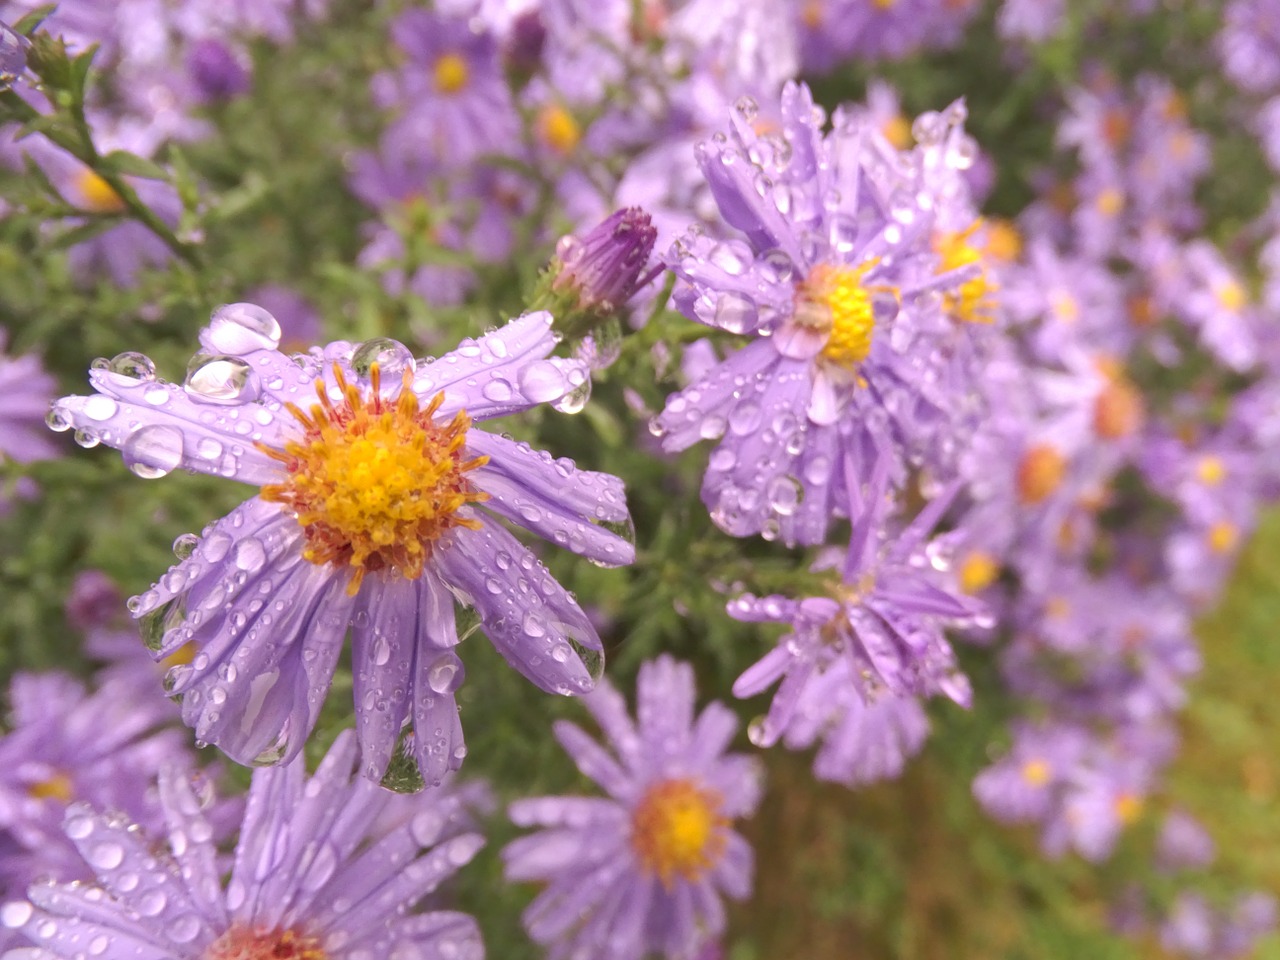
[
  {"x1": 714, "y1": 291, "x2": 758, "y2": 334},
  {"x1": 232, "y1": 537, "x2": 266, "y2": 572},
  {"x1": 122, "y1": 424, "x2": 184, "y2": 478},
  {"x1": 352, "y1": 338, "x2": 415, "y2": 386},
  {"x1": 88, "y1": 841, "x2": 124, "y2": 870},
  {"x1": 481, "y1": 378, "x2": 513, "y2": 402},
  {"x1": 551, "y1": 378, "x2": 591, "y2": 414},
  {"x1": 206, "y1": 302, "x2": 282, "y2": 354},
  {"x1": 172, "y1": 533, "x2": 200, "y2": 559},
  {"x1": 45, "y1": 409, "x2": 72, "y2": 432},
  {"x1": 184, "y1": 354, "x2": 261, "y2": 405},
  {"x1": 372, "y1": 635, "x2": 391, "y2": 666},
  {"x1": 766, "y1": 475, "x2": 803, "y2": 516},
  {"x1": 523, "y1": 612, "x2": 546, "y2": 638},
  {"x1": 518, "y1": 360, "x2": 569, "y2": 403},
  {"x1": 1, "y1": 902, "x2": 32, "y2": 929},
  {"x1": 747, "y1": 715, "x2": 769, "y2": 746},
  {"x1": 734, "y1": 94, "x2": 758, "y2": 122},
  {"x1": 107, "y1": 352, "x2": 156, "y2": 381},
  {"x1": 73, "y1": 429, "x2": 100, "y2": 448},
  {"x1": 169, "y1": 914, "x2": 201, "y2": 944},
  {"x1": 427, "y1": 654, "x2": 461, "y2": 694},
  {"x1": 82, "y1": 395, "x2": 118, "y2": 421}
]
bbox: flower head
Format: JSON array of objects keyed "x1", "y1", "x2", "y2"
[
  {"x1": 503, "y1": 656, "x2": 762, "y2": 960},
  {"x1": 49, "y1": 306, "x2": 634, "y2": 785},
  {"x1": 1, "y1": 731, "x2": 486, "y2": 959}
]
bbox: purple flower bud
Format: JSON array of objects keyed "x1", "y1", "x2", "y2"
[
  {"x1": 186, "y1": 38, "x2": 250, "y2": 101},
  {"x1": 506, "y1": 9, "x2": 546, "y2": 75},
  {"x1": 553, "y1": 207, "x2": 658, "y2": 314},
  {"x1": 65, "y1": 570, "x2": 123, "y2": 633},
  {"x1": 0, "y1": 20, "x2": 29, "y2": 88}
]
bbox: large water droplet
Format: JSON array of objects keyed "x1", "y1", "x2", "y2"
[
  {"x1": 714, "y1": 291, "x2": 758, "y2": 334},
  {"x1": 427, "y1": 654, "x2": 462, "y2": 694},
  {"x1": 184, "y1": 354, "x2": 261, "y2": 405},
  {"x1": 380, "y1": 726, "x2": 425, "y2": 795},
  {"x1": 173, "y1": 533, "x2": 200, "y2": 559},
  {"x1": 122, "y1": 424, "x2": 184, "y2": 478},
  {"x1": 206, "y1": 302, "x2": 282, "y2": 354},
  {"x1": 551, "y1": 378, "x2": 591, "y2": 415},
  {"x1": 518, "y1": 360, "x2": 569, "y2": 403},
  {"x1": 107, "y1": 351, "x2": 156, "y2": 381},
  {"x1": 352, "y1": 338, "x2": 415, "y2": 386},
  {"x1": 82, "y1": 395, "x2": 118, "y2": 421},
  {"x1": 1, "y1": 902, "x2": 32, "y2": 929},
  {"x1": 45, "y1": 409, "x2": 72, "y2": 432}
]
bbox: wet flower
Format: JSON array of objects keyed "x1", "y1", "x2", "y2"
[
  {"x1": 729, "y1": 460, "x2": 981, "y2": 749},
  {"x1": 503, "y1": 655, "x2": 762, "y2": 960},
  {"x1": 49, "y1": 306, "x2": 634, "y2": 784},
  {"x1": 549, "y1": 207, "x2": 658, "y2": 320},
  {"x1": 0, "y1": 19, "x2": 29, "y2": 88},
  {"x1": 0, "y1": 731, "x2": 486, "y2": 959},
  {"x1": 655, "y1": 83, "x2": 993, "y2": 545},
  {"x1": 0, "y1": 671, "x2": 194, "y2": 893}
]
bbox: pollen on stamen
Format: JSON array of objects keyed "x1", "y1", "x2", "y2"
[
  {"x1": 204, "y1": 925, "x2": 327, "y2": 960},
  {"x1": 259, "y1": 362, "x2": 489, "y2": 595},
  {"x1": 794, "y1": 262, "x2": 886, "y2": 370},
  {"x1": 935, "y1": 221, "x2": 999, "y2": 324},
  {"x1": 630, "y1": 778, "x2": 728, "y2": 888}
]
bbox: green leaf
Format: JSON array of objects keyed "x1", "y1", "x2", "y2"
[
  {"x1": 12, "y1": 5, "x2": 56, "y2": 37},
  {"x1": 103, "y1": 150, "x2": 169, "y2": 181}
]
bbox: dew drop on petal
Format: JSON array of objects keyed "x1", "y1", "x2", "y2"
[
  {"x1": 169, "y1": 914, "x2": 201, "y2": 944},
  {"x1": 232, "y1": 537, "x2": 266, "y2": 573},
  {"x1": 107, "y1": 352, "x2": 156, "y2": 381},
  {"x1": 1, "y1": 902, "x2": 32, "y2": 929},
  {"x1": 45, "y1": 409, "x2": 72, "y2": 432},
  {"x1": 206, "y1": 302, "x2": 282, "y2": 354},
  {"x1": 351, "y1": 338, "x2": 415, "y2": 386},
  {"x1": 82, "y1": 395, "x2": 118, "y2": 422},
  {"x1": 73, "y1": 429, "x2": 101, "y2": 448},
  {"x1": 714, "y1": 291, "x2": 758, "y2": 334},
  {"x1": 88, "y1": 841, "x2": 124, "y2": 870},
  {"x1": 426, "y1": 654, "x2": 461, "y2": 694},
  {"x1": 123, "y1": 424, "x2": 184, "y2": 478},
  {"x1": 173, "y1": 533, "x2": 200, "y2": 560},
  {"x1": 184, "y1": 355, "x2": 261, "y2": 405},
  {"x1": 518, "y1": 360, "x2": 568, "y2": 403}
]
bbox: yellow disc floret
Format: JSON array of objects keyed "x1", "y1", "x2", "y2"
[
  {"x1": 260, "y1": 364, "x2": 488, "y2": 595},
  {"x1": 631, "y1": 778, "x2": 728, "y2": 888},
  {"x1": 1021, "y1": 759, "x2": 1051, "y2": 787},
  {"x1": 1195, "y1": 455, "x2": 1226, "y2": 486},
  {"x1": 433, "y1": 53, "x2": 470, "y2": 94},
  {"x1": 205, "y1": 926, "x2": 327, "y2": 960},
  {"x1": 959, "y1": 551, "x2": 999, "y2": 594},
  {"x1": 537, "y1": 104, "x2": 581, "y2": 155},
  {"x1": 794, "y1": 262, "x2": 885, "y2": 370},
  {"x1": 935, "y1": 221, "x2": 997, "y2": 324},
  {"x1": 75, "y1": 169, "x2": 125, "y2": 214},
  {"x1": 27, "y1": 772, "x2": 73, "y2": 803}
]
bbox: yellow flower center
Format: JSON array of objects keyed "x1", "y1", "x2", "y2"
[
  {"x1": 983, "y1": 219, "x2": 1022, "y2": 262},
  {"x1": 1216, "y1": 280, "x2": 1246, "y2": 312},
  {"x1": 959, "y1": 551, "x2": 999, "y2": 594},
  {"x1": 794, "y1": 263, "x2": 885, "y2": 370},
  {"x1": 1092, "y1": 368, "x2": 1144, "y2": 440},
  {"x1": 1195, "y1": 456, "x2": 1225, "y2": 486},
  {"x1": 1021, "y1": 759, "x2": 1051, "y2": 787},
  {"x1": 881, "y1": 114, "x2": 912, "y2": 149},
  {"x1": 935, "y1": 222, "x2": 997, "y2": 324},
  {"x1": 801, "y1": 0, "x2": 824, "y2": 27},
  {"x1": 1017, "y1": 444, "x2": 1066, "y2": 505},
  {"x1": 75, "y1": 170, "x2": 125, "y2": 214},
  {"x1": 205, "y1": 926, "x2": 327, "y2": 960},
  {"x1": 631, "y1": 779, "x2": 727, "y2": 888},
  {"x1": 1095, "y1": 188, "x2": 1125, "y2": 217},
  {"x1": 537, "y1": 104, "x2": 581, "y2": 155},
  {"x1": 27, "y1": 772, "x2": 73, "y2": 804},
  {"x1": 872, "y1": 0, "x2": 897, "y2": 8},
  {"x1": 1207, "y1": 521, "x2": 1238, "y2": 555},
  {"x1": 1114, "y1": 792, "x2": 1143, "y2": 825},
  {"x1": 260, "y1": 364, "x2": 488, "y2": 595},
  {"x1": 433, "y1": 53, "x2": 469, "y2": 94}
]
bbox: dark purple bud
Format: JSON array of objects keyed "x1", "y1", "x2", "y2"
[
  {"x1": 66, "y1": 570, "x2": 124, "y2": 633},
  {"x1": 187, "y1": 38, "x2": 250, "y2": 101},
  {"x1": 553, "y1": 207, "x2": 658, "y2": 313},
  {"x1": 0, "y1": 20, "x2": 30, "y2": 89},
  {"x1": 506, "y1": 10, "x2": 546, "y2": 76}
]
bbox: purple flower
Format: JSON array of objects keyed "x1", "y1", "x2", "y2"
[
  {"x1": 185, "y1": 37, "x2": 250, "y2": 101},
  {"x1": 0, "y1": 18, "x2": 29, "y2": 88},
  {"x1": 729, "y1": 462, "x2": 981, "y2": 750},
  {"x1": 48, "y1": 306, "x2": 635, "y2": 784},
  {"x1": 551, "y1": 207, "x2": 658, "y2": 318},
  {"x1": 503, "y1": 655, "x2": 762, "y2": 960},
  {"x1": 655, "y1": 83, "x2": 992, "y2": 545},
  {"x1": 1219, "y1": 0, "x2": 1280, "y2": 95},
  {"x1": 0, "y1": 330, "x2": 59, "y2": 465},
  {"x1": 0, "y1": 671, "x2": 193, "y2": 893},
  {"x1": 1156, "y1": 810, "x2": 1216, "y2": 871},
  {"x1": 0, "y1": 731, "x2": 486, "y2": 959}
]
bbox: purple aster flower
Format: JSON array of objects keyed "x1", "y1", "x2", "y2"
[
  {"x1": 185, "y1": 37, "x2": 250, "y2": 101},
  {"x1": 0, "y1": 671, "x2": 194, "y2": 894},
  {"x1": 503, "y1": 655, "x2": 762, "y2": 960},
  {"x1": 973, "y1": 722, "x2": 1089, "y2": 826},
  {"x1": 655, "y1": 83, "x2": 992, "y2": 545},
  {"x1": 0, "y1": 18, "x2": 28, "y2": 88},
  {"x1": 0, "y1": 730, "x2": 486, "y2": 959},
  {"x1": 549, "y1": 207, "x2": 659, "y2": 320},
  {"x1": 1156, "y1": 810, "x2": 1216, "y2": 871},
  {"x1": 997, "y1": 0, "x2": 1066, "y2": 43},
  {"x1": 1219, "y1": 0, "x2": 1280, "y2": 95},
  {"x1": 0, "y1": 330, "x2": 59, "y2": 465},
  {"x1": 729, "y1": 461, "x2": 982, "y2": 749},
  {"x1": 48, "y1": 306, "x2": 635, "y2": 785}
]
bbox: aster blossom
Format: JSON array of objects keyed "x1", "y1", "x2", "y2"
[
  {"x1": 503, "y1": 655, "x2": 762, "y2": 960},
  {"x1": 48, "y1": 305, "x2": 634, "y2": 785},
  {"x1": 0, "y1": 730, "x2": 486, "y2": 960},
  {"x1": 654, "y1": 82, "x2": 995, "y2": 546}
]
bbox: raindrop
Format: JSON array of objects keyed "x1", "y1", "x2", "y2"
[
  {"x1": 73, "y1": 429, "x2": 100, "y2": 448},
  {"x1": 734, "y1": 95, "x2": 758, "y2": 122},
  {"x1": 352, "y1": 338, "x2": 415, "y2": 385},
  {"x1": 699, "y1": 415, "x2": 727, "y2": 440},
  {"x1": 172, "y1": 533, "x2": 200, "y2": 560},
  {"x1": 518, "y1": 360, "x2": 568, "y2": 403},
  {"x1": 169, "y1": 914, "x2": 201, "y2": 944},
  {"x1": 184, "y1": 354, "x2": 261, "y2": 405},
  {"x1": 523, "y1": 612, "x2": 546, "y2": 638},
  {"x1": 122, "y1": 424, "x2": 184, "y2": 478},
  {"x1": 565, "y1": 634, "x2": 605, "y2": 686},
  {"x1": 871, "y1": 290, "x2": 900, "y2": 325},
  {"x1": 232, "y1": 537, "x2": 266, "y2": 572},
  {"x1": 766, "y1": 475, "x2": 803, "y2": 516},
  {"x1": 0, "y1": 902, "x2": 32, "y2": 928},
  {"x1": 88, "y1": 841, "x2": 124, "y2": 870},
  {"x1": 551, "y1": 378, "x2": 591, "y2": 415},
  {"x1": 206, "y1": 302, "x2": 282, "y2": 354},
  {"x1": 372, "y1": 635, "x2": 392, "y2": 666},
  {"x1": 427, "y1": 655, "x2": 461, "y2": 694},
  {"x1": 45, "y1": 409, "x2": 72, "y2": 432},
  {"x1": 746, "y1": 716, "x2": 769, "y2": 747},
  {"x1": 107, "y1": 352, "x2": 156, "y2": 381},
  {"x1": 714, "y1": 291, "x2": 758, "y2": 334},
  {"x1": 82, "y1": 395, "x2": 118, "y2": 421},
  {"x1": 481, "y1": 378, "x2": 513, "y2": 403}
]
